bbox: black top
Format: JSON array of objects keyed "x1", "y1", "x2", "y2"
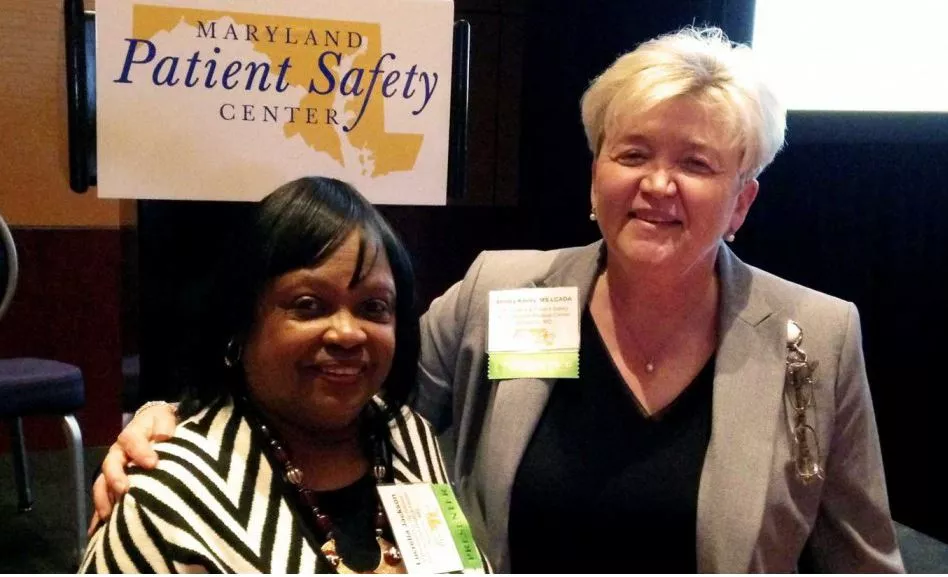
[
  {"x1": 509, "y1": 309, "x2": 715, "y2": 574},
  {"x1": 309, "y1": 474, "x2": 384, "y2": 572}
]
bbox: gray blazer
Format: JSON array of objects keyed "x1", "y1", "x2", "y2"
[{"x1": 415, "y1": 241, "x2": 903, "y2": 573}]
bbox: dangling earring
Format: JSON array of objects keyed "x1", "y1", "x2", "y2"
[
  {"x1": 725, "y1": 232, "x2": 736, "y2": 243},
  {"x1": 224, "y1": 337, "x2": 243, "y2": 368},
  {"x1": 589, "y1": 209, "x2": 597, "y2": 222}
]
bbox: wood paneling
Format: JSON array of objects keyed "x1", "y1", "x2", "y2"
[{"x1": 0, "y1": 0, "x2": 127, "y2": 228}]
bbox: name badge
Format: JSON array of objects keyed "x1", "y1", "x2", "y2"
[
  {"x1": 377, "y1": 484, "x2": 484, "y2": 574},
  {"x1": 487, "y1": 287, "x2": 580, "y2": 379}
]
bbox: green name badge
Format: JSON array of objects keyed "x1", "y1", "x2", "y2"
[
  {"x1": 432, "y1": 484, "x2": 484, "y2": 572},
  {"x1": 488, "y1": 350, "x2": 579, "y2": 379}
]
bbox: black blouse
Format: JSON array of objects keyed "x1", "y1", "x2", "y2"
[
  {"x1": 309, "y1": 473, "x2": 383, "y2": 572},
  {"x1": 509, "y1": 309, "x2": 715, "y2": 573}
]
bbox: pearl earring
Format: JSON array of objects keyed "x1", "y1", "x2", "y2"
[
  {"x1": 589, "y1": 210, "x2": 597, "y2": 222},
  {"x1": 725, "y1": 232, "x2": 736, "y2": 242}
]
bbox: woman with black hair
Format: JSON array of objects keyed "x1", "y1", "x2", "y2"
[{"x1": 81, "y1": 177, "x2": 465, "y2": 573}]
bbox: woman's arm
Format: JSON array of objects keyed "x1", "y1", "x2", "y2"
[
  {"x1": 804, "y1": 304, "x2": 904, "y2": 572},
  {"x1": 414, "y1": 251, "x2": 488, "y2": 433}
]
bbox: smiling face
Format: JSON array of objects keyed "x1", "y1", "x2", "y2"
[
  {"x1": 241, "y1": 230, "x2": 396, "y2": 437},
  {"x1": 591, "y1": 96, "x2": 759, "y2": 278}
]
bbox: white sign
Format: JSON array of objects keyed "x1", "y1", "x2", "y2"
[{"x1": 96, "y1": 0, "x2": 454, "y2": 204}]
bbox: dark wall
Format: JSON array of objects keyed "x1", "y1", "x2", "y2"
[{"x1": 134, "y1": 0, "x2": 947, "y2": 544}]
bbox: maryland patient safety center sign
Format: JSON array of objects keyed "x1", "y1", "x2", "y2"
[{"x1": 96, "y1": 0, "x2": 454, "y2": 204}]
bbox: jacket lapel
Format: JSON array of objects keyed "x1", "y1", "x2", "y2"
[
  {"x1": 477, "y1": 242, "x2": 603, "y2": 572},
  {"x1": 697, "y1": 245, "x2": 786, "y2": 572},
  {"x1": 476, "y1": 376, "x2": 554, "y2": 569}
]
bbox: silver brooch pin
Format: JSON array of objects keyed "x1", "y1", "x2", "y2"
[{"x1": 786, "y1": 320, "x2": 825, "y2": 484}]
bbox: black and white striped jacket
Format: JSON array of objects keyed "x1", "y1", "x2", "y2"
[{"x1": 80, "y1": 396, "x2": 459, "y2": 573}]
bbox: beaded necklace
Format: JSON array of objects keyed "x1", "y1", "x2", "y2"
[{"x1": 240, "y1": 397, "x2": 406, "y2": 574}]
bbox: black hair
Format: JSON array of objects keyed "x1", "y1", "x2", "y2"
[{"x1": 175, "y1": 177, "x2": 419, "y2": 428}]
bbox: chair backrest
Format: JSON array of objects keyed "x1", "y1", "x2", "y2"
[{"x1": 0, "y1": 213, "x2": 19, "y2": 322}]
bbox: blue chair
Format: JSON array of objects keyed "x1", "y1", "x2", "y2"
[{"x1": 0, "y1": 214, "x2": 87, "y2": 564}]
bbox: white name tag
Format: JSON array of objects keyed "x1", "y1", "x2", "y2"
[
  {"x1": 377, "y1": 484, "x2": 483, "y2": 574},
  {"x1": 487, "y1": 287, "x2": 580, "y2": 379}
]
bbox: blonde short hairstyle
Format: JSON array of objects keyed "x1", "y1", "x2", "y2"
[{"x1": 580, "y1": 26, "x2": 786, "y2": 180}]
